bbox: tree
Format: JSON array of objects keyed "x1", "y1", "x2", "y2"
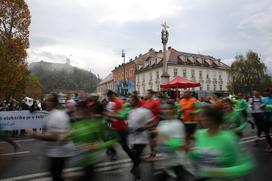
[
  {"x1": 24, "y1": 74, "x2": 42, "y2": 99},
  {"x1": 30, "y1": 62, "x2": 100, "y2": 94},
  {"x1": 0, "y1": 0, "x2": 31, "y2": 99},
  {"x1": 228, "y1": 50, "x2": 271, "y2": 94}
]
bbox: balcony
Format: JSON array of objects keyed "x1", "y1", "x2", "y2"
[
  {"x1": 206, "y1": 79, "x2": 211, "y2": 84},
  {"x1": 212, "y1": 79, "x2": 217, "y2": 84}
]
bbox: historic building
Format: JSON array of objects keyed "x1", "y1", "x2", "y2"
[
  {"x1": 96, "y1": 73, "x2": 114, "y2": 95},
  {"x1": 135, "y1": 47, "x2": 229, "y2": 96},
  {"x1": 112, "y1": 60, "x2": 136, "y2": 96}
]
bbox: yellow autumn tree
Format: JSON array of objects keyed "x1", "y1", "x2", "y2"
[{"x1": 0, "y1": 0, "x2": 31, "y2": 99}]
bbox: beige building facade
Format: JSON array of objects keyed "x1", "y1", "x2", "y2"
[
  {"x1": 135, "y1": 47, "x2": 229, "y2": 96},
  {"x1": 96, "y1": 73, "x2": 114, "y2": 95}
]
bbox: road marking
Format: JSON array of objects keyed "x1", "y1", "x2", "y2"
[
  {"x1": 240, "y1": 135, "x2": 257, "y2": 141},
  {"x1": 240, "y1": 134, "x2": 272, "y2": 141},
  {"x1": 30, "y1": 178, "x2": 51, "y2": 181},
  {"x1": 0, "y1": 139, "x2": 34, "y2": 144},
  {"x1": 0, "y1": 172, "x2": 49, "y2": 181},
  {"x1": 0, "y1": 162, "x2": 133, "y2": 181},
  {"x1": 0, "y1": 135, "x2": 267, "y2": 180},
  {"x1": 96, "y1": 162, "x2": 132, "y2": 172},
  {"x1": 240, "y1": 138, "x2": 264, "y2": 144},
  {"x1": 96, "y1": 158, "x2": 131, "y2": 167},
  {"x1": 14, "y1": 139, "x2": 35, "y2": 143},
  {"x1": 0, "y1": 151, "x2": 30, "y2": 156}
]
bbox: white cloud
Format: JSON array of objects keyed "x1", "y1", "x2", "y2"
[{"x1": 26, "y1": 0, "x2": 272, "y2": 78}]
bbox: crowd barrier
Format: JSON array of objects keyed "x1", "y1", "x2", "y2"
[{"x1": 0, "y1": 111, "x2": 48, "y2": 131}]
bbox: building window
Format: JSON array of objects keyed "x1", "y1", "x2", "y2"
[
  {"x1": 199, "y1": 70, "x2": 202, "y2": 78},
  {"x1": 150, "y1": 72, "x2": 152, "y2": 80},
  {"x1": 219, "y1": 74, "x2": 222, "y2": 80},
  {"x1": 191, "y1": 69, "x2": 195, "y2": 78},
  {"x1": 156, "y1": 71, "x2": 159, "y2": 79},
  {"x1": 125, "y1": 71, "x2": 128, "y2": 79},
  {"x1": 219, "y1": 84, "x2": 223, "y2": 91},
  {"x1": 213, "y1": 84, "x2": 216, "y2": 91},
  {"x1": 174, "y1": 68, "x2": 178, "y2": 77},
  {"x1": 157, "y1": 85, "x2": 160, "y2": 91},
  {"x1": 206, "y1": 73, "x2": 209, "y2": 79},
  {"x1": 143, "y1": 74, "x2": 145, "y2": 83},
  {"x1": 207, "y1": 84, "x2": 210, "y2": 91},
  {"x1": 183, "y1": 69, "x2": 187, "y2": 78},
  {"x1": 129, "y1": 69, "x2": 133, "y2": 77},
  {"x1": 200, "y1": 86, "x2": 202, "y2": 91}
]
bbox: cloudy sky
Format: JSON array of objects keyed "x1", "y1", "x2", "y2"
[{"x1": 26, "y1": 0, "x2": 272, "y2": 78}]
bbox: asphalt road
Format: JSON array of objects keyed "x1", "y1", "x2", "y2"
[{"x1": 1, "y1": 126, "x2": 272, "y2": 181}]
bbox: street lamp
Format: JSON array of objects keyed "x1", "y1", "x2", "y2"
[{"x1": 121, "y1": 49, "x2": 128, "y2": 96}]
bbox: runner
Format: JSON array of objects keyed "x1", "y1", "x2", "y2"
[
  {"x1": 27, "y1": 94, "x2": 75, "y2": 181},
  {"x1": 67, "y1": 99, "x2": 116, "y2": 181},
  {"x1": 154, "y1": 102, "x2": 196, "y2": 181},
  {"x1": 233, "y1": 93, "x2": 253, "y2": 129},
  {"x1": 142, "y1": 89, "x2": 161, "y2": 160},
  {"x1": 179, "y1": 90, "x2": 199, "y2": 144},
  {"x1": 187, "y1": 105, "x2": 255, "y2": 180},
  {"x1": 127, "y1": 95, "x2": 153, "y2": 181},
  {"x1": 222, "y1": 99, "x2": 246, "y2": 137},
  {"x1": 105, "y1": 90, "x2": 134, "y2": 161},
  {"x1": 248, "y1": 90, "x2": 265, "y2": 143},
  {"x1": 260, "y1": 92, "x2": 272, "y2": 152}
]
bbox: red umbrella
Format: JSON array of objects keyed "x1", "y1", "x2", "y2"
[{"x1": 160, "y1": 76, "x2": 201, "y2": 89}]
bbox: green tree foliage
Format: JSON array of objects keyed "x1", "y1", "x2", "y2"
[
  {"x1": 228, "y1": 50, "x2": 272, "y2": 94},
  {"x1": 0, "y1": 0, "x2": 31, "y2": 99},
  {"x1": 30, "y1": 63, "x2": 100, "y2": 93},
  {"x1": 11, "y1": 73, "x2": 42, "y2": 100},
  {"x1": 24, "y1": 74, "x2": 42, "y2": 98}
]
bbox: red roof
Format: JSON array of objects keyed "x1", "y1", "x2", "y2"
[{"x1": 160, "y1": 76, "x2": 201, "y2": 89}]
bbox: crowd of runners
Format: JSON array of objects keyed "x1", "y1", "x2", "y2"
[{"x1": 9, "y1": 88, "x2": 272, "y2": 181}]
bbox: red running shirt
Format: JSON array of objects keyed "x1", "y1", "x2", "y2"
[
  {"x1": 142, "y1": 99, "x2": 161, "y2": 121},
  {"x1": 111, "y1": 99, "x2": 128, "y2": 130}
]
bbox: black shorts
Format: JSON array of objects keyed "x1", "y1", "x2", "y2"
[{"x1": 184, "y1": 123, "x2": 197, "y2": 135}]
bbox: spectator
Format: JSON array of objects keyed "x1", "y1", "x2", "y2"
[
  {"x1": 20, "y1": 98, "x2": 30, "y2": 110},
  {"x1": 30, "y1": 101, "x2": 41, "y2": 112}
]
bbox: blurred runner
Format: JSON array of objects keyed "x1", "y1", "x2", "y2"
[
  {"x1": 105, "y1": 90, "x2": 134, "y2": 161},
  {"x1": 259, "y1": 92, "x2": 272, "y2": 153},
  {"x1": 66, "y1": 99, "x2": 116, "y2": 181},
  {"x1": 222, "y1": 99, "x2": 246, "y2": 137},
  {"x1": 127, "y1": 95, "x2": 153, "y2": 181},
  {"x1": 233, "y1": 93, "x2": 253, "y2": 129},
  {"x1": 154, "y1": 102, "x2": 196, "y2": 181},
  {"x1": 142, "y1": 89, "x2": 161, "y2": 160},
  {"x1": 27, "y1": 94, "x2": 75, "y2": 181},
  {"x1": 248, "y1": 90, "x2": 265, "y2": 143},
  {"x1": 179, "y1": 90, "x2": 198, "y2": 144},
  {"x1": 187, "y1": 105, "x2": 255, "y2": 180}
]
